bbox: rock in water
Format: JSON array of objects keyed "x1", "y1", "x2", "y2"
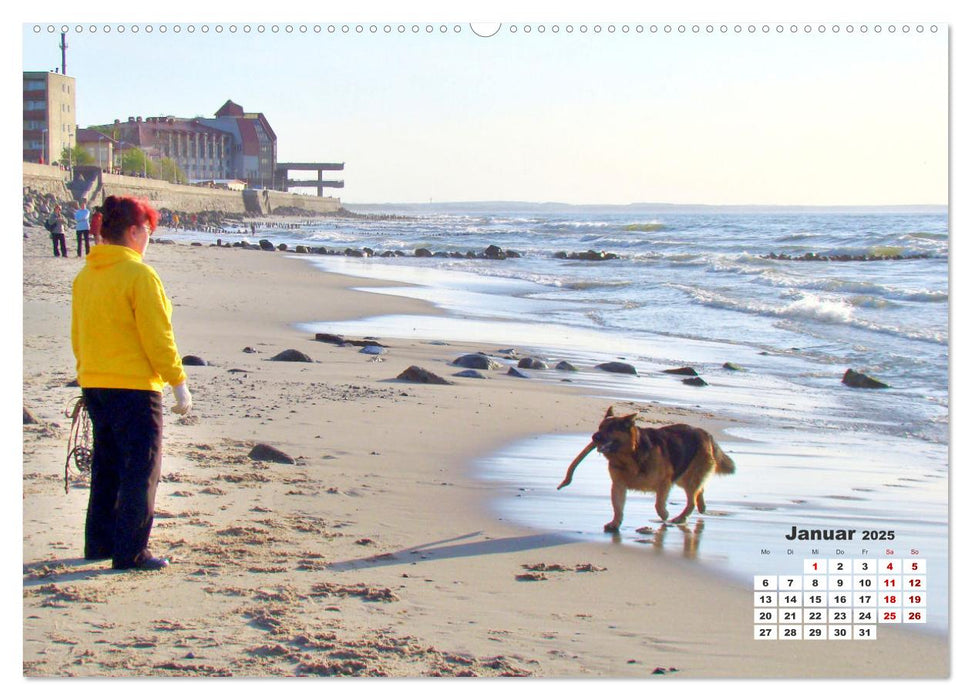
[
  {"x1": 596, "y1": 361, "x2": 637, "y2": 375},
  {"x1": 517, "y1": 357, "x2": 549, "y2": 370},
  {"x1": 842, "y1": 369, "x2": 890, "y2": 389},
  {"x1": 396, "y1": 366, "x2": 453, "y2": 385},
  {"x1": 555, "y1": 361, "x2": 578, "y2": 372},
  {"x1": 269, "y1": 349, "x2": 314, "y2": 362},
  {"x1": 249, "y1": 444, "x2": 295, "y2": 464},
  {"x1": 682, "y1": 376, "x2": 708, "y2": 387},
  {"x1": 452, "y1": 353, "x2": 503, "y2": 370},
  {"x1": 663, "y1": 366, "x2": 698, "y2": 376}
]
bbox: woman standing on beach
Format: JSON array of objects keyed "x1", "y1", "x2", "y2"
[
  {"x1": 45, "y1": 204, "x2": 68, "y2": 257},
  {"x1": 71, "y1": 195, "x2": 192, "y2": 571}
]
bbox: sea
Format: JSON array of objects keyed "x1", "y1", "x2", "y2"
[{"x1": 166, "y1": 202, "x2": 949, "y2": 634}]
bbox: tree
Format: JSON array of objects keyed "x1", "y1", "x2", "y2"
[
  {"x1": 155, "y1": 157, "x2": 187, "y2": 184},
  {"x1": 120, "y1": 147, "x2": 157, "y2": 177},
  {"x1": 60, "y1": 144, "x2": 94, "y2": 168}
]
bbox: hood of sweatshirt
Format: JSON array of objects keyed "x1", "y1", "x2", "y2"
[{"x1": 84, "y1": 244, "x2": 143, "y2": 270}]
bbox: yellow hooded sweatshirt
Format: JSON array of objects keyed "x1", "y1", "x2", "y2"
[{"x1": 71, "y1": 244, "x2": 186, "y2": 392}]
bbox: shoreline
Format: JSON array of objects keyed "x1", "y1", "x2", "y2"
[{"x1": 21, "y1": 227, "x2": 948, "y2": 677}]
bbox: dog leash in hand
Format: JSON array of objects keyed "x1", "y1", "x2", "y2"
[{"x1": 64, "y1": 395, "x2": 92, "y2": 494}]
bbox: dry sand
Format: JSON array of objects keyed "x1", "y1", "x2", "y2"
[{"x1": 20, "y1": 225, "x2": 948, "y2": 680}]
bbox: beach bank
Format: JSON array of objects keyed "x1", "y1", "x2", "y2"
[{"x1": 21, "y1": 225, "x2": 947, "y2": 678}]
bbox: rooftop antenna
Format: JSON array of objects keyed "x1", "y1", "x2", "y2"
[{"x1": 60, "y1": 31, "x2": 67, "y2": 75}]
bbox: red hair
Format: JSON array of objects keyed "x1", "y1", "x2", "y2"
[{"x1": 91, "y1": 196, "x2": 160, "y2": 243}]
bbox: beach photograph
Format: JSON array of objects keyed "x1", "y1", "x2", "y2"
[{"x1": 14, "y1": 4, "x2": 957, "y2": 691}]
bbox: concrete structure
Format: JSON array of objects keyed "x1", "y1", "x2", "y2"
[
  {"x1": 23, "y1": 71, "x2": 77, "y2": 166},
  {"x1": 23, "y1": 162, "x2": 342, "y2": 217},
  {"x1": 276, "y1": 161, "x2": 345, "y2": 196}
]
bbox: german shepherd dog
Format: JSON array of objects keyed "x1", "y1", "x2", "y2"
[{"x1": 558, "y1": 407, "x2": 735, "y2": 530}]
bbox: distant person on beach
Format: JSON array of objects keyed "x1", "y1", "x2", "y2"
[
  {"x1": 71, "y1": 195, "x2": 193, "y2": 571},
  {"x1": 45, "y1": 205, "x2": 68, "y2": 257},
  {"x1": 74, "y1": 198, "x2": 91, "y2": 257}
]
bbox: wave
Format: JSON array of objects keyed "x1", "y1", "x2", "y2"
[
  {"x1": 623, "y1": 222, "x2": 666, "y2": 232},
  {"x1": 781, "y1": 294, "x2": 855, "y2": 323},
  {"x1": 745, "y1": 268, "x2": 948, "y2": 304},
  {"x1": 671, "y1": 284, "x2": 946, "y2": 343},
  {"x1": 906, "y1": 231, "x2": 948, "y2": 241}
]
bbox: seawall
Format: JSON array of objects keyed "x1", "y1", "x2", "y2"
[{"x1": 22, "y1": 162, "x2": 342, "y2": 216}]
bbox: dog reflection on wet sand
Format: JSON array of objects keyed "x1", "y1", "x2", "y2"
[
  {"x1": 558, "y1": 407, "x2": 736, "y2": 531},
  {"x1": 631, "y1": 520, "x2": 706, "y2": 558}
]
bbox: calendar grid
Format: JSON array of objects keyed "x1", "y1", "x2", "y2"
[{"x1": 755, "y1": 558, "x2": 926, "y2": 640}]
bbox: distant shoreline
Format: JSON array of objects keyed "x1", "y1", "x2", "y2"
[{"x1": 344, "y1": 201, "x2": 947, "y2": 215}]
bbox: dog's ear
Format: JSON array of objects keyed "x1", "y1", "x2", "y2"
[
  {"x1": 622, "y1": 413, "x2": 638, "y2": 428},
  {"x1": 604, "y1": 406, "x2": 615, "y2": 418}
]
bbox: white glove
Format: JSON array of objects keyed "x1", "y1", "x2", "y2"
[{"x1": 172, "y1": 382, "x2": 193, "y2": 415}]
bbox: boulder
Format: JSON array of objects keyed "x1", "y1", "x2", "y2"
[
  {"x1": 415, "y1": 248, "x2": 433, "y2": 258},
  {"x1": 663, "y1": 366, "x2": 698, "y2": 376},
  {"x1": 396, "y1": 366, "x2": 453, "y2": 385},
  {"x1": 314, "y1": 333, "x2": 346, "y2": 345},
  {"x1": 268, "y1": 349, "x2": 313, "y2": 362},
  {"x1": 453, "y1": 369, "x2": 487, "y2": 379},
  {"x1": 23, "y1": 406, "x2": 38, "y2": 425},
  {"x1": 484, "y1": 244, "x2": 506, "y2": 260},
  {"x1": 517, "y1": 357, "x2": 549, "y2": 370},
  {"x1": 682, "y1": 377, "x2": 708, "y2": 387},
  {"x1": 258, "y1": 239, "x2": 275, "y2": 251},
  {"x1": 596, "y1": 361, "x2": 637, "y2": 375},
  {"x1": 507, "y1": 367, "x2": 529, "y2": 378},
  {"x1": 182, "y1": 355, "x2": 207, "y2": 366},
  {"x1": 722, "y1": 362, "x2": 744, "y2": 371},
  {"x1": 555, "y1": 361, "x2": 578, "y2": 372},
  {"x1": 452, "y1": 353, "x2": 503, "y2": 370},
  {"x1": 248, "y1": 443, "x2": 295, "y2": 464},
  {"x1": 842, "y1": 369, "x2": 890, "y2": 389}
]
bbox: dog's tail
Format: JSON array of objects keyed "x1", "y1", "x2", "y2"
[{"x1": 713, "y1": 440, "x2": 736, "y2": 475}]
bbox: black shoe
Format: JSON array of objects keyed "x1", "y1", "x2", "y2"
[{"x1": 114, "y1": 556, "x2": 169, "y2": 571}]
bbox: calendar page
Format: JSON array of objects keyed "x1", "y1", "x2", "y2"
[{"x1": 19, "y1": 7, "x2": 950, "y2": 683}]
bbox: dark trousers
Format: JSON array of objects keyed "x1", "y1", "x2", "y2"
[
  {"x1": 51, "y1": 233, "x2": 67, "y2": 257},
  {"x1": 82, "y1": 388, "x2": 164, "y2": 569},
  {"x1": 76, "y1": 230, "x2": 90, "y2": 257}
]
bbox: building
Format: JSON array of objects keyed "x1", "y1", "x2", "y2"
[
  {"x1": 76, "y1": 127, "x2": 116, "y2": 171},
  {"x1": 88, "y1": 100, "x2": 278, "y2": 187},
  {"x1": 23, "y1": 70, "x2": 77, "y2": 165},
  {"x1": 199, "y1": 100, "x2": 278, "y2": 188}
]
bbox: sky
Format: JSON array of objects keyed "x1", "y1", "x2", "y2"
[{"x1": 17, "y1": 9, "x2": 949, "y2": 206}]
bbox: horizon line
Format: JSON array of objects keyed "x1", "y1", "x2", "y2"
[{"x1": 342, "y1": 200, "x2": 947, "y2": 209}]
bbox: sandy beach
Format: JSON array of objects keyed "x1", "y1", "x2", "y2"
[{"x1": 21, "y1": 223, "x2": 948, "y2": 679}]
